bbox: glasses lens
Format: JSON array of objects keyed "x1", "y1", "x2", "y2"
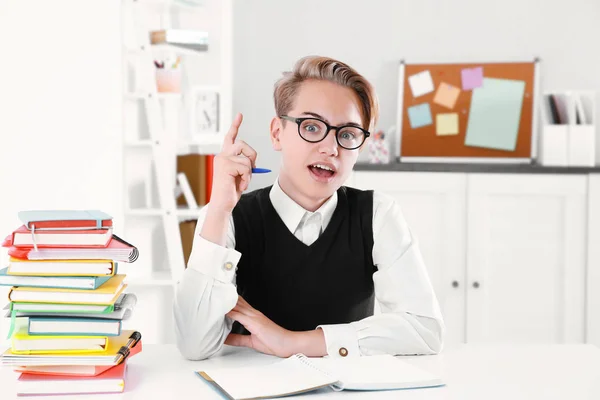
[
  {"x1": 337, "y1": 126, "x2": 366, "y2": 149},
  {"x1": 299, "y1": 119, "x2": 328, "y2": 142}
]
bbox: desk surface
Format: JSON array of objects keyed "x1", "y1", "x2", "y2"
[{"x1": 2, "y1": 344, "x2": 600, "y2": 399}]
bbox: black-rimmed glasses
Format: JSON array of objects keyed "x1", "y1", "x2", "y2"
[{"x1": 280, "y1": 115, "x2": 370, "y2": 150}]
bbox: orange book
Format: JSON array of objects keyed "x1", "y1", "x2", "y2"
[
  {"x1": 17, "y1": 360, "x2": 128, "y2": 395},
  {"x1": 14, "y1": 340, "x2": 142, "y2": 376}
]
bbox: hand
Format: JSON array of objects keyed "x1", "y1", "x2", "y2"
[
  {"x1": 209, "y1": 113, "x2": 258, "y2": 214},
  {"x1": 225, "y1": 296, "x2": 296, "y2": 358}
]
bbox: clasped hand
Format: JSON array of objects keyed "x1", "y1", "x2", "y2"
[{"x1": 225, "y1": 296, "x2": 299, "y2": 358}]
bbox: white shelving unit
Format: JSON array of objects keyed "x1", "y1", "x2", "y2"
[{"x1": 121, "y1": 0, "x2": 231, "y2": 343}]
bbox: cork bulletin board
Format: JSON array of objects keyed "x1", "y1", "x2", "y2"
[{"x1": 397, "y1": 61, "x2": 539, "y2": 162}]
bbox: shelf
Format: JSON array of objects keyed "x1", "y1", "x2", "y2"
[
  {"x1": 125, "y1": 44, "x2": 207, "y2": 57},
  {"x1": 126, "y1": 271, "x2": 175, "y2": 287},
  {"x1": 125, "y1": 92, "x2": 183, "y2": 101},
  {"x1": 136, "y1": 0, "x2": 205, "y2": 11},
  {"x1": 125, "y1": 208, "x2": 163, "y2": 216},
  {"x1": 125, "y1": 208, "x2": 202, "y2": 218},
  {"x1": 187, "y1": 134, "x2": 224, "y2": 147},
  {"x1": 124, "y1": 139, "x2": 155, "y2": 147}
]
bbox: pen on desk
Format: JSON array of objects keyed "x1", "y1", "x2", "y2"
[{"x1": 252, "y1": 168, "x2": 271, "y2": 174}]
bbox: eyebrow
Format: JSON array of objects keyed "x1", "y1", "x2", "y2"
[{"x1": 300, "y1": 111, "x2": 362, "y2": 128}]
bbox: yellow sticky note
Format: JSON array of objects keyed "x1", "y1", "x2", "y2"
[
  {"x1": 433, "y1": 82, "x2": 461, "y2": 109},
  {"x1": 436, "y1": 113, "x2": 459, "y2": 135}
]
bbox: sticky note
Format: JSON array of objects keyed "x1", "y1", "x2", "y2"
[
  {"x1": 464, "y1": 78, "x2": 526, "y2": 151},
  {"x1": 407, "y1": 103, "x2": 433, "y2": 129},
  {"x1": 408, "y1": 70, "x2": 434, "y2": 98},
  {"x1": 433, "y1": 82, "x2": 461, "y2": 109},
  {"x1": 436, "y1": 113, "x2": 459, "y2": 135},
  {"x1": 461, "y1": 67, "x2": 484, "y2": 90}
]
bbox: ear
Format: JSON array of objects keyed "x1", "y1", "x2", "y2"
[{"x1": 270, "y1": 117, "x2": 283, "y2": 151}]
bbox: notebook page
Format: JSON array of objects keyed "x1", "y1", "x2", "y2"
[
  {"x1": 307, "y1": 354, "x2": 443, "y2": 391},
  {"x1": 198, "y1": 354, "x2": 338, "y2": 399}
]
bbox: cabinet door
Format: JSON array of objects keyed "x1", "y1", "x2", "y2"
[
  {"x1": 467, "y1": 174, "x2": 587, "y2": 343},
  {"x1": 353, "y1": 171, "x2": 467, "y2": 346},
  {"x1": 587, "y1": 174, "x2": 600, "y2": 347}
]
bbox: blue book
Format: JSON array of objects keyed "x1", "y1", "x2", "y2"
[
  {"x1": 0, "y1": 268, "x2": 112, "y2": 290},
  {"x1": 27, "y1": 317, "x2": 122, "y2": 336}
]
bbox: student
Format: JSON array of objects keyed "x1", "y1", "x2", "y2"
[{"x1": 174, "y1": 56, "x2": 444, "y2": 360}]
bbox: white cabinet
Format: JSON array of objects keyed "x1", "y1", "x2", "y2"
[
  {"x1": 351, "y1": 170, "x2": 590, "y2": 346},
  {"x1": 587, "y1": 174, "x2": 600, "y2": 347},
  {"x1": 351, "y1": 171, "x2": 468, "y2": 346},
  {"x1": 467, "y1": 174, "x2": 587, "y2": 344}
]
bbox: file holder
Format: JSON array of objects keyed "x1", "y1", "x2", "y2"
[{"x1": 539, "y1": 91, "x2": 596, "y2": 167}]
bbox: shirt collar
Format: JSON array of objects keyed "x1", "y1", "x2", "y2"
[{"x1": 269, "y1": 177, "x2": 338, "y2": 233}]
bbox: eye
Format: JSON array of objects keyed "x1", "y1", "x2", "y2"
[
  {"x1": 305, "y1": 124, "x2": 319, "y2": 133},
  {"x1": 339, "y1": 130, "x2": 356, "y2": 140}
]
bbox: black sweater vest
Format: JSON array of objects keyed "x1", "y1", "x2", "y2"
[{"x1": 231, "y1": 185, "x2": 376, "y2": 333}]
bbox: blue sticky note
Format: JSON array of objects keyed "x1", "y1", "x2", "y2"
[
  {"x1": 464, "y1": 78, "x2": 526, "y2": 151},
  {"x1": 407, "y1": 103, "x2": 433, "y2": 129}
]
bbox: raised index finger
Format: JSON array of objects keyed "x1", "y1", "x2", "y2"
[{"x1": 224, "y1": 113, "x2": 243, "y2": 147}]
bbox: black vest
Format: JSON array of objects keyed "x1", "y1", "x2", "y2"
[{"x1": 231, "y1": 185, "x2": 376, "y2": 333}]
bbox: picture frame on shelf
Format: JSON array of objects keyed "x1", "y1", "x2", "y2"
[{"x1": 189, "y1": 85, "x2": 220, "y2": 138}]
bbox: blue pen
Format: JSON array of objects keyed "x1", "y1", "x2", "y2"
[{"x1": 252, "y1": 168, "x2": 271, "y2": 174}]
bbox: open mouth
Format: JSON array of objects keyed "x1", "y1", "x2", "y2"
[{"x1": 308, "y1": 163, "x2": 337, "y2": 181}]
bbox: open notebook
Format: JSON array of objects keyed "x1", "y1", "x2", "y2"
[{"x1": 196, "y1": 354, "x2": 444, "y2": 399}]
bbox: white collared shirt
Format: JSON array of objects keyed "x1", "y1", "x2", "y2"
[{"x1": 174, "y1": 179, "x2": 445, "y2": 360}]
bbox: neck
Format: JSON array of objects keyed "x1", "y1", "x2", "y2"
[{"x1": 278, "y1": 173, "x2": 331, "y2": 212}]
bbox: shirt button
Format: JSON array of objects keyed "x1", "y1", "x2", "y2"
[
  {"x1": 223, "y1": 262, "x2": 233, "y2": 271},
  {"x1": 338, "y1": 347, "x2": 348, "y2": 357}
]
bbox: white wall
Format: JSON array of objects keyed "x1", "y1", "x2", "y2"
[
  {"x1": 0, "y1": 0, "x2": 122, "y2": 339},
  {"x1": 233, "y1": 0, "x2": 600, "y2": 190}
]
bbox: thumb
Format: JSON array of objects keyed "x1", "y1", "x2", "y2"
[{"x1": 225, "y1": 333, "x2": 252, "y2": 348}]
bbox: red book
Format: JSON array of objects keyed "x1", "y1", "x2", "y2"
[
  {"x1": 17, "y1": 361, "x2": 128, "y2": 395},
  {"x1": 6, "y1": 234, "x2": 139, "y2": 263},
  {"x1": 5, "y1": 225, "x2": 113, "y2": 248},
  {"x1": 18, "y1": 210, "x2": 113, "y2": 230}
]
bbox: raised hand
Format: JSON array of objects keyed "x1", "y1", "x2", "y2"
[{"x1": 209, "y1": 113, "x2": 258, "y2": 214}]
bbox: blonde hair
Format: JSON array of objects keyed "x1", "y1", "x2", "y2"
[{"x1": 273, "y1": 56, "x2": 379, "y2": 131}]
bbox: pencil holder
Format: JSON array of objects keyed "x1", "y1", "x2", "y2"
[{"x1": 155, "y1": 67, "x2": 182, "y2": 93}]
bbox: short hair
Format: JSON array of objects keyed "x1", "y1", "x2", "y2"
[{"x1": 273, "y1": 56, "x2": 379, "y2": 131}]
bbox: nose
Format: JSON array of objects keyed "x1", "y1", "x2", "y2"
[{"x1": 318, "y1": 129, "x2": 339, "y2": 157}]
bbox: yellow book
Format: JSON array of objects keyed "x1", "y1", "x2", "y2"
[
  {"x1": 8, "y1": 275, "x2": 126, "y2": 305},
  {"x1": 1, "y1": 330, "x2": 142, "y2": 366},
  {"x1": 8, "y1": 257, "x2": 116, "y2": 277},
  {"x1": 11, "y1": 333, "x2": 108, "y2": 355}
]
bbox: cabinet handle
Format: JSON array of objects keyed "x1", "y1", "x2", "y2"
[
  {"x1": 452, "y1": 281, "x2": 459, "y2": 288},
  {"x1": 473, "y1": 281, "x2": 480, "y2": 289}
]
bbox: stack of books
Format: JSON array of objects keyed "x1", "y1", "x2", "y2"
[{"x1": 0, "y1": 210, "x2": 143, "y2": 396}]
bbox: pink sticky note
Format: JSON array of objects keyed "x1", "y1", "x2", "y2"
[{"x1": 461, "y1": 67, "x2": 483, "y2": 90}]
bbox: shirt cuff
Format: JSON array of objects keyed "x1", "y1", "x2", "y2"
[
  {"x1": 317, "y1": 324, "x2": 360, "y2": 358},
  {"x1": 186, "y1": 235, "x2": 241, "y2": 283}
]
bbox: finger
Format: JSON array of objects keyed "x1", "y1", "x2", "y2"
[
  {"x1": 223, "y1": 113, "x2": 243, "y2": 147},
  {"x1": 225, "y1": 333, "x2": 253, "y2": 348},
  {"x1": 230, "y1": 141, "x2": 258, "y2": 168},
  {"x1": 226, "y1": 310, "x2": 256, "y2": 331},
  {"x1": 232, "y1": 301, "x2": 256, "y2": 316}
]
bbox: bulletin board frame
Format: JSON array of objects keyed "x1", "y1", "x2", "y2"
[{"x1": 395, "y1": 59, "x2": 541, "y2": 164}]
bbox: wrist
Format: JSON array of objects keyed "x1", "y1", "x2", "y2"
[{"x1": 287, "y1": 329, "x2": 327, "y2": 357}]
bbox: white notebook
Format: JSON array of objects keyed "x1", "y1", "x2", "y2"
[{"x1": 196, "y1": 354, "x2": 444, "y2": 399}]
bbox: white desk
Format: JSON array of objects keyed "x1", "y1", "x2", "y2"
[{"x1": 2, "y1": 344, "x2": 600, "y2": 399}]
